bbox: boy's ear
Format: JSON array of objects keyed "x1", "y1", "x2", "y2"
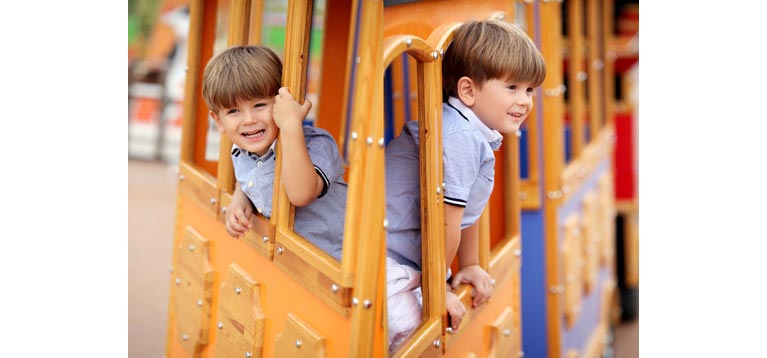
[
  {"x1": 456, "y1": 76, "x2": 476, "y2": 107},
  {"x1": 210, "y1": 110, "x2": 224, "y2": 132}
]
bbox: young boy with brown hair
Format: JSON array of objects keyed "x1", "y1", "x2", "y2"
[
  {"x1": 385, "y1": 19, "x2": 546, "y2": 350},
  {"x1": 202, "y1": 45, "x2": 347, "y2": 261}
]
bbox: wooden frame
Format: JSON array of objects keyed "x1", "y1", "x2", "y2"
[
  {"x1": 539, "y1": 1, "x2": 566, "y2": 357},
  {"x1": 515, "y1": 0, "x2": 544, "y2": 211}
]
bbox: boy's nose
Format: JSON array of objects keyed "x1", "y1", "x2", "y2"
[
  {"x1": 515, "y1": 93, "x2": 531, "y2": 106},
  {"x1": 243, "y1": 111, "x2": 258, "y2": 124}
]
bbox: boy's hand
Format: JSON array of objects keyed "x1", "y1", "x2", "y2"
[
  {"x1": 451, "y1": 265, "x2": 494, "y2": 308},
  {"x1": 445, "y1": 291, "x2": 466, "y2": 332},
  {"x1": 273, "y1": 87, "x2": 312, "y2": 134},
  {"x1": 225, "y1": 189, "x2": 253, "y2": 239}
]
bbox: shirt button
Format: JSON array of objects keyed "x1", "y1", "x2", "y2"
[
  {"x1": 248, "y1": 180, "x2": 253, "y2": 188},
  {"x1": 257, "y1": 207, "x2": 263, "y2": 213},
  {"x1": 257, "y1": 161, "x2": 263, "y2": 167}
]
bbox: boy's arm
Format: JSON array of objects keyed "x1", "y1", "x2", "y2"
[
  {"x1": 273, "y1": 87, "x2": 324, "y2": 206},
  {"x1": 451, "y1": 220, "x2": 494, "y2": 308},
  {"x1": 225, "y1": 185, "x2": 253, "y2": 238},
  {"x1": 444, "y1": 203, "x2": 465, "y2": 269}
]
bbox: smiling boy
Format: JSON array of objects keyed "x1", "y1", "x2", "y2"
[
  {"x1": 385, "y1": 19, "x2": 546, "y2": 348},
  {"x1": 202, "y1": 45, "x2": 347, "y2": 261}
]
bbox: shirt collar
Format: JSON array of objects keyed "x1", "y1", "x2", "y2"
[
  {"x1": 231, "y1": 140, "x2": 277, "y2": 161},
  {"x1": 447, "y1": 97, "x2": 503, "y2": 150}
]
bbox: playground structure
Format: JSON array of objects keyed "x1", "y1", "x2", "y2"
[{"x1": 158, "y1": 0, "x2": 638, "y2": 357}]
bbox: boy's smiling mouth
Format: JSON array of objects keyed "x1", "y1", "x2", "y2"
[{"x1": 243, "y1": 129, "x2": 266, "y2": 138}]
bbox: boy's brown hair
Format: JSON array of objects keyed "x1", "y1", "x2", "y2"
[
  {"x1": 442, "y1": 19, "x2": 546, "y2": 99},
  {"x1": 202, "y1": 45, "x2": 283, "y2": 113}
]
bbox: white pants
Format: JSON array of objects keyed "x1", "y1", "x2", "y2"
[{"x1": 386, "y1": 257, "x2": 423, "y2": 352}]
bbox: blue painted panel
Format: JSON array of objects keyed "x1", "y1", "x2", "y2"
[
  {"x1": 564, "y1": 123, "x2": 572, "y2": 163},
  {"x1": 553, "y1": 159, "x2": 612, "y2": 357},
  {"x1": 521, "y1": 209, "x2": 548, "y2": 358},
  {"x1": 342, "y1": 1, "x2": 362, "y2": 162},
  {"x1": 561, "y1": 267, "x2": 613, "y2": 353},
  {"x1": 556, "y1": 160, "x2": 610, "y2": 223},
  {"x1": 519, "y1": 127, "x2": 529, "y2": 179},
  {"x1": 384, "y1": 67, "x2": 394, "y2": 144},
  {"x1": 402, "y1": 54, "x2": 412, "y2": 122}
]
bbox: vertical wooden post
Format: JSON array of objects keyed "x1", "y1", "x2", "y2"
[
  {"x1": 349, "y1": 0, "x2": 385, "y2": 356},
  {"x1": 217, "y1": 0, "x2": 253, "y2": 194},
  {"x1": 274, "y1": 0, "x2": 314, "y2": 231},
  {"x1": 539, "y1": 1, "x2": 565, "y2": 357}
]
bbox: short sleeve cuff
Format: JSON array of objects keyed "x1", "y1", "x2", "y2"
[
  {"x1": 314, "y1": 166, "x2": 330, "y2": 198},
  {"x1": 443, "y1": 183, "x2": 470, "y2": 207}
]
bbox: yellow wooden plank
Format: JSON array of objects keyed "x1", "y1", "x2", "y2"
[
  {"x1": 172, "y1": 226, "x2": 216, "y2": 355},
  {"x1": 178, "y1": 161, "x2": 221, "y2": 218},
  {"x1": 214, "y1": 264, "x2": 266, "y2": 358},
  {"x1": 274, "y1": 313, "x2": 327, "y2": 358},
  {"x1": 484, "y1": 306, "x2": 518, "y2": 358}
]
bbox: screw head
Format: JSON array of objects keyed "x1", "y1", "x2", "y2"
[
  {"x1": 295, "y1": 339, "x2": 302, "y2": 348},
  {"x1": 235, "y1": 287, "x2": 242, "y2": 294},
  {"x1": 218, "y1": 322, "x2": 223, "y2": 329},
  {"x1": 262, "y1": 236, "x2": 269, "y2": 243},
  {"x1": 331, "y1": 284, "x2": 339, "y2": 293}
]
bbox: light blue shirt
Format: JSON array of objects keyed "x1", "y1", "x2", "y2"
[
  {"x1": 231, "y1": 126, "x2": 347, "y2": 261},
  {"x1": 385, "y1": 97, "x2": 501, "y2": 270}
]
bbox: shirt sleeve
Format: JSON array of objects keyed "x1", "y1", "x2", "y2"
[
  {"x1": 442, "y1": 129, "x2": 482, "y2": 207},
  {"x1": 303, "y1": 126, "x2": 344, "y2": 198}
]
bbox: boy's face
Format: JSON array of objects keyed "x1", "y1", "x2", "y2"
[
  {"x1": 471, "y1": 79, "x2": 535, "y2": 134},
  {"x1": 211, "y1": 97, "x2": 278, "y2": 156}
]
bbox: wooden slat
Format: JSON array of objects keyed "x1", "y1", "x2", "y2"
[
  {"x1": 218, "y1": 192, "x2": 276, "y2": 259},
  {"x1": 248, "y1": 0, "x2": 264, "y2": 44},
  {"x1": 273, "y1": 229, "x2": 352, "y2": 315},
  {"x1": 384, "y1": 35, "x2": 433, "y2": 67},
  {"x1": 172, "y1": 226, "x2": 215, "y2": 355},
  {"x1": 348, "y1": 0, "x2": 386, "y2": 356},
  {"x1": 274, "y1": 313, "x2": 327, "y2": 357},
  {"x1": 214, "y1": 264, "x2": 265, "y2": 358},
  {"x1": 586, "y1": 0, "x2": 604, "y2": 137},
  {"x1": 419, "y1": 52, "x2": 446, "y2": 339},
  {"x1": 567, "y1": 0, "x2": 587, "y2": 155},
  {"x1": 484, "y1": 307, "x2": 518, "y2": 358},
  {"x1": 391, "y1": 319, "x2": 442, "y2": 358},
  {"x1": 178, "y1": 161, "x2": 220, "y2": 218},
  {"x1": 216, "y1": 0, "x2": 253, "y2": 194},
  {"x1": 538, "y1": 0, "x2": 566, "y2": 354}
]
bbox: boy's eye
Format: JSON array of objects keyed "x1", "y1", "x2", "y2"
[
  {"x1": 254, "y1": 103, "x2": 266, "y2": 108},
  {"x1": 226, "y1": 108, "x2": 238, "y2": 115},
  {"x1": 508, "y1": 85, "x2": 517, "y2": 90},
  {"x1": 526, "y1": 88, "x2": 534, "y2": 93}
]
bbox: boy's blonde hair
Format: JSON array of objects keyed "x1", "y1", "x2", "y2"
[
  {"x1": 202, "y1": 45, "x2": 283, "y2": 113},
  {"x1": 442, "y1": 19, "x2": 546, "y2": 98}
]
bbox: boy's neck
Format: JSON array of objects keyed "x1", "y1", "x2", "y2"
[{"x1": 447, "y1": 97, "x2": 503, "y2": 146}]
